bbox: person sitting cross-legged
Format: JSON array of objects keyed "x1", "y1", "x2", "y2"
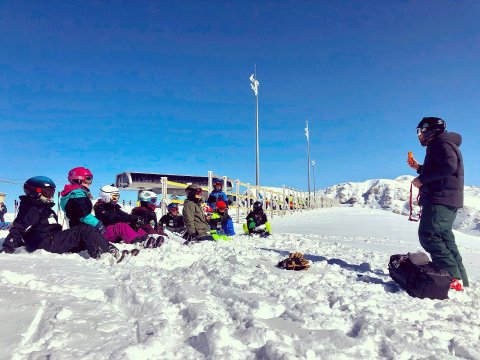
[
  {"x1": 244, "y1": 201, "x2": 272, "y2": 237},
  {"x1": 160, "y1": 202, "x2": 186, "y2": 236}
]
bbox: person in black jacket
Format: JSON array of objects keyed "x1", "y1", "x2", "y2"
[
  {"x1": 160, "y1": 203, "x2": 186, "y2": 235},
  {"x1": 94, "y1": 185, "x2": 163, "y2": 248},
  {"x1": 245, "y1": 201, "x2": 271, "y2": 237},
  {"x1": 1, "y1": 176, "x2": 112, "y2": 258},
  {"x1": 131, "y1": 190, "x2": 160, "y2": 234},
  {"x1": 408, "y1": 117, "x2": 468, "y2": 290}
]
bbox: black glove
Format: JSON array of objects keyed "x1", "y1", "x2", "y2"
[
  {"x1": 136, "y1": 217, "x2": 145, "y2": 228},
  {"x1": 95, "y1": 221, "x2": 106, "y2": 235}
]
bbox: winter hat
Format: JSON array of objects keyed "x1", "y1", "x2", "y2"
[{"x1": 216, "y1": 201, "x2": 227, "y2": 211}]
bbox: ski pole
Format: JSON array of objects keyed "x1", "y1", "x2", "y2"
[{"x1": 408, "y1": 181, "x2": 421, "y2": 222}]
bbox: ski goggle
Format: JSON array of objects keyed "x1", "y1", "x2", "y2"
[
  {"x1": 111, "y1": 193, "x2": 120, "y2": 202},
  {"x1": 416, "y1": 128, "x2": 428, "y2": 136},
  {"x1": 83, "y1": 176, "x2": 93, "y2": 184},
  {"x1": 195, "y1": 188, "x2": 203, "y2": 195},
  {"x1": 169, "y1": 206, "x2": 178, "y2": 214},
  {"x1": 37, "y1": 187, "x2": 56, "y2": 198}
]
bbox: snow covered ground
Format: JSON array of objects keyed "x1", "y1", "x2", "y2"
[{"x1": 1, "y1": 206, "x2": 479, "y2": 360}]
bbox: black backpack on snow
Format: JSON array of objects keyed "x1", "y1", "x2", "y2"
[{"x1": 388, "y1": 252, "x2": 452, "y2": 300}]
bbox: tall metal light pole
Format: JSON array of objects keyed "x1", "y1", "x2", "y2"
[
  {"x1": 311, "y1": 160, "x2": 316, "y2": 206},
  {"x1": 249, "y1": 67, "x2": 260, "y2": 198},
  {"x1": 305, "y1": 120, "x2": 311, "y2": 206}
]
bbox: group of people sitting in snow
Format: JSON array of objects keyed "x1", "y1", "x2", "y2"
[{"x1": 0, "y1": 168, "x2": 271, "y2": 261}]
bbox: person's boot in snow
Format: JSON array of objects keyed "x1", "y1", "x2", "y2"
[{"x1": 143, "y1": 234, "x2": 164, "y2": 248}]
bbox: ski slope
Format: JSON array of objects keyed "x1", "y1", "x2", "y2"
[{"x1": 0, "y1": 207, "x2": 479, "y2": 359}]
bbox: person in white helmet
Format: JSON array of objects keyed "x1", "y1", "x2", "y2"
[
  {"x1": 131, "y1": 190, "x2": 166, "y2": 236},
  {"x1": 94, "y1": 185, "x2": 163, "y2": 248}
]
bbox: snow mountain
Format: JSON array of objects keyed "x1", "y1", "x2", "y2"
[{"x1": 319, "y1": 175, "x2": 480, "y2": 236}]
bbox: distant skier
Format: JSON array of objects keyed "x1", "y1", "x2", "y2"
[
  {"x1": 207, "y1": 179, "x2": 228, "y2": 211},
  {"x1": 1, "y1": 176, "x2": 113, "y2": 259},
  {"x1": 94, "y1": 185, "x2": 163, "y2": 248},
  {"x1": 159, "y1": 203, "x2": 186, "y2": 235},
  {"x1": 244, "y1": 201, "x2": 271, "y2": 237},
  {"x1": 407, "y1": 117, "x2": 468, "y2": 291},
  {"x1": 183, "y1": 184, "x2": 214, "y2": 242}
]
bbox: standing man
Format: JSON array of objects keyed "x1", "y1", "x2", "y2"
[
  {"x1": 408, "y1": 117, "x2": 468, "y2": 291},
  {"x1": 0, "y1": 202, "x2": 6, "y2": 222}
]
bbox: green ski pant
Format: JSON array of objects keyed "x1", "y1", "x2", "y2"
[{"x1": 418, "y1": 204, "x2": 469, "y2": 287}]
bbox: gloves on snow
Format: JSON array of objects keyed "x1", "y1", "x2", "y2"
[{"x1": 277, "y1": 252, "x2": 310, "y2": 271}]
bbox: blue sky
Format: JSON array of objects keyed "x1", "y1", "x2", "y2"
[{"x1": 1, "y1": 1, "x2": 479, "y2": 205}]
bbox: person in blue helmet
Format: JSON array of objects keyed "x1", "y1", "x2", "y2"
[
  {"x1": 1, "y1": 176, "x2": 113, "y2": 259},
  {"x1": 160, "y1": 202, "x2": 186, "y2": 235},
  {"x1": 207, "y1": 179, "x2": 228, "y2": 211}
]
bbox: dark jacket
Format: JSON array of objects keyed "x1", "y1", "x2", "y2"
[
  {"x1": 159, "y1": 213, "x2": 185, "y2": 233},
  {"x1": 4, "y1": 196, "x2": 62, "y2": 252},
  {"x1": 182, "y1": 195, "x2": 210, "y2": 237},
  {"x1": 132, "y1": 203, "x2": 157, "y2": 227},
  {"x1": 246, "y1": 210, "x2": 268, "y2": 231},
  {"x1": 417, "y1": 132, "x2": 464, "y2": 208},
  {"x1": 94, "y1": 200, "x2": 139, "y2": 227}
]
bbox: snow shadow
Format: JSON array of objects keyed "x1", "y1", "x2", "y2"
[{"x1": 260, "y1": 247, "x2": 400, "y2": 293}]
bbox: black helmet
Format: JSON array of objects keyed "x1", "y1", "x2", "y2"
[
  {"x1": 416, "y1": 117, "x2": 446, "y2": 145},
  {"x1": 253, "y1": 201, "x2": 263, "y2": 212},
  {"x1": 24, "y1": 176, "x2": 56, "y2": 200}
]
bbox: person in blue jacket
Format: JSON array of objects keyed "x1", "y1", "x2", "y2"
[
  {"x1": 209, "y1": 201, "x2": 235, "y2": 238},
  {"x1": 207, "y1": 179, "x2": 228, "y2": 211}
]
